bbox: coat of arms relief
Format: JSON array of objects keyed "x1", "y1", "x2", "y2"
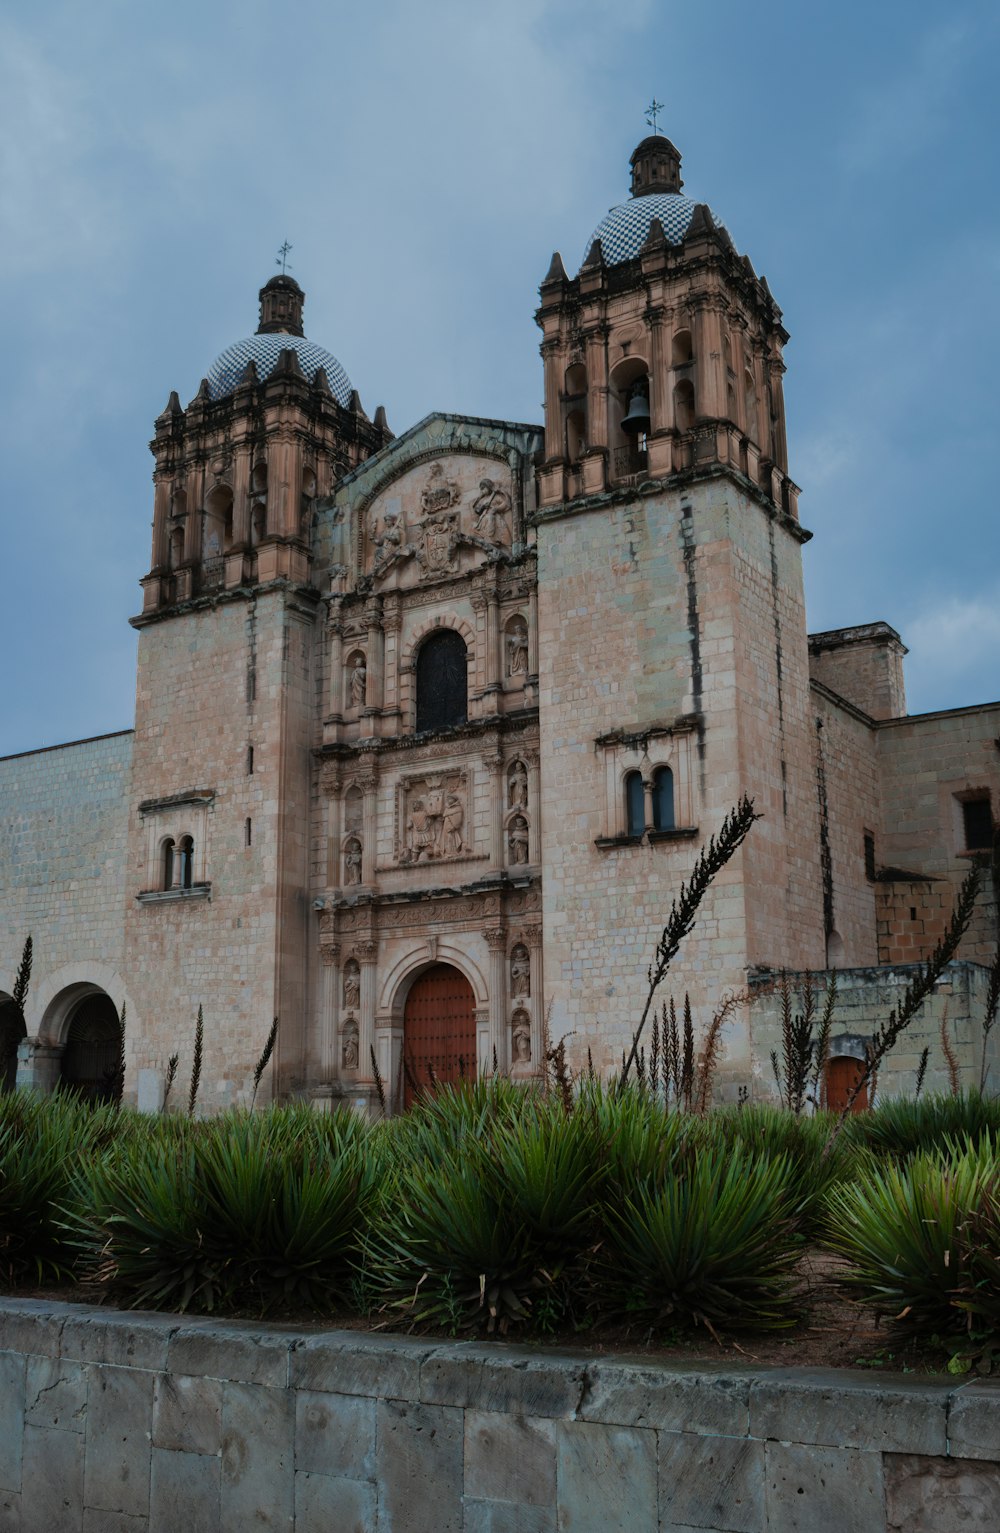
[{"x1": 367, "y1": 462, "x2": 513, "y2": 584}]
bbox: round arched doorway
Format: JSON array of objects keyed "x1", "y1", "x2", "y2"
[
  {"x1": 60, "y1": 994, "x2": 123, "y2": 1104},
  {"x1": 402, "y1": 963, "x2": 476, "y2": 1109},
  {"x1": 0, "y1": 998, "x2": 25, "y2": 1092}
]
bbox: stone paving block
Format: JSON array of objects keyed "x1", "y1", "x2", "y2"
[
  {"x1": 294, "y1": 1388, "x2": 375, "y2": 1480},
  {"x1": 421, "y1": 1345, "x2": 585, "y2": 1418},
  {"x1": 0, "y1": 1489, "x2": 20, "y2": 1533},
  {"x1": 555, "y1": 1419, "x2": 657, "y2": 1533},
  {"x1": 293, "y1": 1470, "x2": 374, "y2": 1533},
  {"x1": 168, "y1": 1322, "x2": 291, "y2": 1388},
  {"x1": 658, "y1": 1430, "x2": 763, "y2": 1532},
  {"x1": 220, "y1": 1380, "x2": 293, "y2": 1532},
  {"x1": 764, "y1": 1442, "x2": 884, "y2": 1533},
  {"x1": 577, "y1": 1362, "x2": 752, "y2": 1437},
  {"x1": 750, "y1": 1367, "x2": 950, "y2": 1454},
  {"x1": 83, "y1": 1364, "x2": 153, "y2": 1518},
  {"x1": 376, "y1": 1398, "x2": 464, "y2": 1531},
  {"x1": 465, "y1": 1409, "x2": 556, "y2": 1506},
  {"x1": 885, "y1": 1452, "x2": 1000, "y2": 1531},
  {"x1": 60, "y1": 1309, "x2": 174, "y2": 1373},
  {"x1": 149, "y1": 1446, "x2": 220, "y2": 1533},
  {"x1": 152, "y1": 1371, "x2": 223, "y2": 1456},
  {"x1": 24, "y1": 1354, "x2": 88, "y2": 1432},
  {"x1": 21, "y1": 1423, "x2": 84, "y2": 1533},
  {"x1": 463, "y1": 1500, "x2": 557, "y2": 1533},
  {"x1": 82, "y1": 1511, "x2": 148, "y2": 1531},
  {"x1": 0, "y1": 1354, "x2": 25, "y2": 1492},
  {"x1": 946, "y1": 1382, "x2": 1000, "y2": 1461},
  {"x1": 290, "y1": 1332, "x2": 431, "y2": 1401}
]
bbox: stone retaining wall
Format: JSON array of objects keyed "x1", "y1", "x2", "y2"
[{"x1": 0, "y1": 1298, "x2": 998, "y2": 1531}]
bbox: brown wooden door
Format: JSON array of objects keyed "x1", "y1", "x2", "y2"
[
  {"x1": 825, "y1": 1055, "x2": 869, "y2": 1114},
  {"x1": 403, "y1": 964, "x2": 476, "y2": 1109}
]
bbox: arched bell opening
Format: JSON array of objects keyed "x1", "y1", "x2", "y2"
[
  {"x1": 608, "y1": 356, "x2": 650, "y2": 481},
  {"x1": 59, "y1": 993, "x2": 123, "y2": 1105}
]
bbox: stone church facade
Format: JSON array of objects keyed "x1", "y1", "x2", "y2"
[{"x1": 2, "y1": 135, "x2": 998, "y2": 1111}]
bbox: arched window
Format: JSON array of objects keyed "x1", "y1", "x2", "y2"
[
  {"x1": 162, "y1": 837, "x2": 175, "y2": 890},
  {"x1": 169, "y1": 527, "x2": 184, "y2": 569},
  {"x1": 178, "y1": 836, "x2": 194, "y2": 890},
  {"x1": 652, "y1": 766, "x2": 675, "y2": 832},
  {"x1": 625, "y1": 771, "x2": 645, "y2": 837},
  {"x1": 415, "y1": 630, "x2": 468, "y2": 733},
  {"x1": 674, "y1": 379, "x2": 695, "y2": 432},
  {"x1": 672, "y1": 329, "x2": 694, "y2": 367}
]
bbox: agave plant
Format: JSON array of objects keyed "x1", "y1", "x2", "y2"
[
  {"x1": 0, "y1": 1091, "x2": 101, "y2": 1284},
  {"x1": 844, "y1": 1091, "x2": 1000, "y2": 1162},
  {"x1": 704, "y1": 1103, "x2": 856, "y2": 1236}
]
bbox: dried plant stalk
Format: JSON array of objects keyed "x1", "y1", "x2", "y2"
[{"x1": 251, "y1": 1016, "x2": 279, "y2": 1108}]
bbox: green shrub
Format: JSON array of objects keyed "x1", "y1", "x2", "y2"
[
  {"x1": 703, "y1": 1104, "x2": 857, "y2": 1235},
  {"x1": 824, "y1": 1143, "x2": 1000, "y2": 1333},
  {"x1": 599, "y1": 1146, "x2": 802, "y2": 1332},
  {"x1": 0, "y1": 1091, "x2": 109, "y2": 1284},
  {"x1": 844, "y1": 1091, "x2": 1000, "y2": 1162}
]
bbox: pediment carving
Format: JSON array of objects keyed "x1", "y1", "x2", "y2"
[{"x1": 363, "y1": 456, "x2": 515, "y2": 588}]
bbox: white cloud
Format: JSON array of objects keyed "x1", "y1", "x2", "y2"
[{"x1": 902, "y1": 586, "x2": 1000, "y2": 710}]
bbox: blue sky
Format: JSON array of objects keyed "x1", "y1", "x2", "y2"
[{"x1": 2, "y1": 0, "x2": 997, "y2": 755}]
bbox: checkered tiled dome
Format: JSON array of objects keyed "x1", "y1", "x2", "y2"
[
  {"x1": 581, "y1": 193, "x2": 724, "y2": 269},
  {"x1": 205, "y1": 333, "x2": 353, "y2": 406}
]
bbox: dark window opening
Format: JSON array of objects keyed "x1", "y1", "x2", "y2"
[
  {"x1": 245, "y1": 818, "x2": 252, "y2": 848},
  {"x1": 247, "y1": 745, "x2": 254, "y2": 775},
  {"x1": 625, "y1": 771, "x2": 645, "y2": 837},
  {"x1": 963, "y1": 798, "x2": 993, "y2": 851},
  {"x1": 910, "y1": 907, "x2": 917, "y2": 922},
  {"x1": 415, "y1": 630, "x2": 468, "y2": 733},
  {"x1": 863, "y1": 833, "x2": 876, "y2": 880},
  {"x1": 162, "y1": 838, "x2": 175, "y2": 890},
  {"x1": 178, "y1": 836, "x2": 194, "y2": 889},
  {"x1": 652, "y1": 766, "x2": 675, "y2": 832}
]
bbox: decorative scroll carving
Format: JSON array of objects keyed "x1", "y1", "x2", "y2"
[
  {"x1": 506, "y1": 618, "x2": 529, "y2": 677},
  {"x1": 399, "y1": 771, "x2": 468, "y2": 863},
  {"x1": 508, "y1": 815, "x2": 529, "y2": 865},
  {"x1": 343, "y1": 960, "x2": 361, "y2": 1010},
  {"x1": 344, "y1": 837, "x2": 363, "y2": 885},
  {"x1": 508, "y1": 760, "x2": 528, "y2": 810},
  {"x1": 341, "y1": 1019, "x2": 359, "y2": 1071},
  {"x1": 510, "y1": 943, "x2": 530, "y2": 998}
]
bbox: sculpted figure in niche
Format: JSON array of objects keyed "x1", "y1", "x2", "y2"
[
  {"x1": 508, "y1": 760, "x2": 528, "y2": 810},
  {"x1": 510, "y1": 943, "x2": 530, "y2": 998},
  {"x1": 506, "y1": 619, "x2": 529, "y2": 677},
  {"x1": 511, "y1": 1013, "x2": 532, "y2": 1078},
  {"x1": 342, "y1": 961, "x2": 361, "y2": 1010},
  {"x1": 341, "y1": 1019, "x2": 359, "y2": 1072},
  {"x1": 344, "y1": 837, "x2": 363, "y2": 886},
  {"x1": 405, "y1": 797, "x2": 437, "y2": 861},
  {"x1": 508, "y1": 815, "x2": 529, "y2": 866},
  {"x1": 472, "y1": 478, "x2": 511, "y2": 544},
  {"x1": 442, "y1": 793, "x2": 465, "y2": 855},
  {"x1": 349, "y1": 656, "x2": 367, "y2": 709}
]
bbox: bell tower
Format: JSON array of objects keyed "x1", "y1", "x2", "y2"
[
  {"x1": 533, "y1": 136, "x2": 823, "y2": 1084},
  {"x1": 125, "y1": 278, "x2": 391, "y2": 1107}
]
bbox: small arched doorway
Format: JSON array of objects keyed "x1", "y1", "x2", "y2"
[
  {"x1": 0, "y1": 998, "x2": 25, "y2": 1092},
  {"x1": 402, "y1": 963, "x2": 476, "y2": 1109},
  {"x1": 60, "y1": 994, "x2": 122, "y2": 1104},
  {"x1": 824, "y1": 1054, "x2": 869, "y2": 1115}
]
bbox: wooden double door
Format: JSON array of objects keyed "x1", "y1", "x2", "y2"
[{"x1": 402, "y1": 963, "x2": 477, "y2": 1109}]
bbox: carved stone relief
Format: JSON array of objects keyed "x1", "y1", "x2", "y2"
[
  {"x1": 510, "y1": 943, "x2": 530, "y2": 999},
  {"x1": 398, "y1": 770, "x2": 468, "y2": 863},
  {"x1": 341, "y1": 1018, "x2": 359, "y2": 1071},
  {"x1": 508, "y1": 760, "x2": 528, "y2": 810},
  {"x1": 347, "y1": 651, "x2": 367, "y2": 709},
  {"x1": 508, "y1": 815, "x2": 529, "y2": 865},
  {"x1": 506, "y1": 617, "x2": 529, "y2": 677},
  {"x1": 471, "y1": 479, "x2": 511, "y2": 543},
  {"x1": 343, "y1": 960, "x2": 361, "y2": 1010},
  {"x1": 364, "y1": 458, "x2": 516, "y2": 586}
]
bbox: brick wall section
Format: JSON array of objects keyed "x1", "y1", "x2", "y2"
[
  {"x1": 0, "y1": 732, "x2": 132, "y2": 1030},
  {"x1": 0, "y1": 1298, "x2": 997, "y2": 1532}
]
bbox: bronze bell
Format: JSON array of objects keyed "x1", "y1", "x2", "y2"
[{"x1": 621, "y1": 379, "x2": 651, "y2": 436}]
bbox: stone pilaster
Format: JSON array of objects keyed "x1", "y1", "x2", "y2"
[
  {"x1": 356, "y1": 939, "x2": 378, "y2": 1084},
  {"x1": 526, "y1": 750, "x2": 541, "y2": 864},
  {"x1": 483, "y1": 926, "x2": 508, "y2": 1072},
  {"x1": 319, "y1": 942, "x2": 340, "y2": 1080},
  {"x1": 484, "y1": 755, "x2": 505, "y2": 868},
  {"x1": 359, "y1": 767, "x2": 378, "y2": 885}
]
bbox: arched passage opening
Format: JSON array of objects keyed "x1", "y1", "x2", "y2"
[
  {"x1": 402, "y1": 963, "x2": 476, "y2": 1109},
  {"x1": 0, "y1": 996, "x2": 25, "y2": 1092},
  {"x1": 60, "y1": 993, "x2": 122, "y2": 1104}
]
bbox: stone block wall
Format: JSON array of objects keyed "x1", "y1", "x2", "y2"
[{"x1": 0, "y1": 1298, "x2": 998, "y2": 1532}]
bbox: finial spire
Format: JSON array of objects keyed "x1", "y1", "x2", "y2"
[
  {"x1": 276, "y1": 240, "x2": 293, "y2": 275},
  {"x1": 645, "y1": 98, "x2": 665, "y2": 136}
]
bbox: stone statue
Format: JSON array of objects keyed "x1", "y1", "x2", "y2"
[
  {"x1": 349, "y1": 657, "x2": 367, "y2": 708},
  {"x1": 343, "y1": 962, "x2": 360, "y2": 1011},
  {"x1": 342, "y1": 1020, "x2": 359, "y2": 1071},
  {"x1": 401, "y1": 775, "x2": 467, "y2": 862},
  {"x1": 472, "y1": 478, "x2": 511, "y2": 543},
  {"x1": 510, "y1": 1011, "x2": 533, "y2": 1080},
  {"x1": 508, "y1": 816, "x2": 529, "y2": 866},
  {"x1": 344, "y1": 837, "x2": 363, "y2": 885},
  {"x1": 442, "y1": 792, "x2": 465, "y2": 855},
  {"x1": 420, "y1": 463, "x2": 460, "y2": 517},
  {"x1": 510, "y1": 944, "x2": 530, "y2": 998},
  {"x1": 405, "y1": 797, "x2": 437, "y2": 861},
  {"x1": 506, "y1": 620, "x2": 529, "y2": 676},
  {"x1": 508, "y1": 760, "x2": 528, "y2": 810}
]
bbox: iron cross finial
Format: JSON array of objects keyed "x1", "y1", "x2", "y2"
[
  {"x1": 276, "y1": 240, "x2": 293, "y2": 275},
  {"x1": 645, "y1": 99, "x2": 665, "y2": 136}
]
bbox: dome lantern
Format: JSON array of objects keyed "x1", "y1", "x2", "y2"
[
  {"x1": 629, "y1": 135, "x2": 683, "y2": 198},
  {"x1": 257, "y1": 274, "x2": 306, "y2": 337}
]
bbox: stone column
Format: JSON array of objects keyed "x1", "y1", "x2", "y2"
[
  {"x1": 540, "y1": 339, "x2": 563, "y2": 461},
  {"x1": 583, "y1": 325, "x2": 609, "y2": 451},
  {"x1": 700, "y1": 301, "x2": 727, "y2": 422},
  {"x1": 526, "y1": 750, "x2": 541, "y2": 864},
  {"x1": 151, "y1": 476, "x2": 171, "y2": 569},
  {"x1": 381, "y1": 598, "x2": 402, "y2": 731},
  {"x1": 364, "y1": 597, "x2": 384, "y2": 717},
  {"x1": 327, "y1": 614, "x2": 344, "y2": 719},
  {"x1": 647, "y1": 307, "x2": 668, "y2": 434},
  {"x1": 483, "y1": 927, "x2": 508, "y2": 1072},
  {"x1": 359, "y1": 767, "x2": 379, "y2": 885},
  {"x1": 356, "y1": 940, "x2": 378, "y2": 1086},
  {"x1": 320, "y1": 942, "x2": 340, "y2": 1081},
  {"x1": 485, "y1": 594, "x2": 502, "y2": 693},
  {"x1": 484, "y1": 755, "x2": 505, "y2": 868},
  {"x1": 527, "y1": 589, "x2": 539, "y2": 679},
  {"x1": 526, "y1": 926, "x2": 545, "y2": 1074}
]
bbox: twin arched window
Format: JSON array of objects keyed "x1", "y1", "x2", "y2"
[
  {"x1": 624, "y1": 767, "x2": 675, "y2": 837},
  {"x1": 415, "y1": 630, "x2": 468, "y2": 733},
  {"x1": 162, "y1": 835, "x2": 195, "y2": 890}
]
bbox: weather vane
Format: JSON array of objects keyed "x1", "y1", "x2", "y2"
[
  {"x1": 645, "y1": 99, "x2": 665, "y2": 135},
  {"x1": 276, "y1": 240, "x2": 293, "y2": 275}
]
